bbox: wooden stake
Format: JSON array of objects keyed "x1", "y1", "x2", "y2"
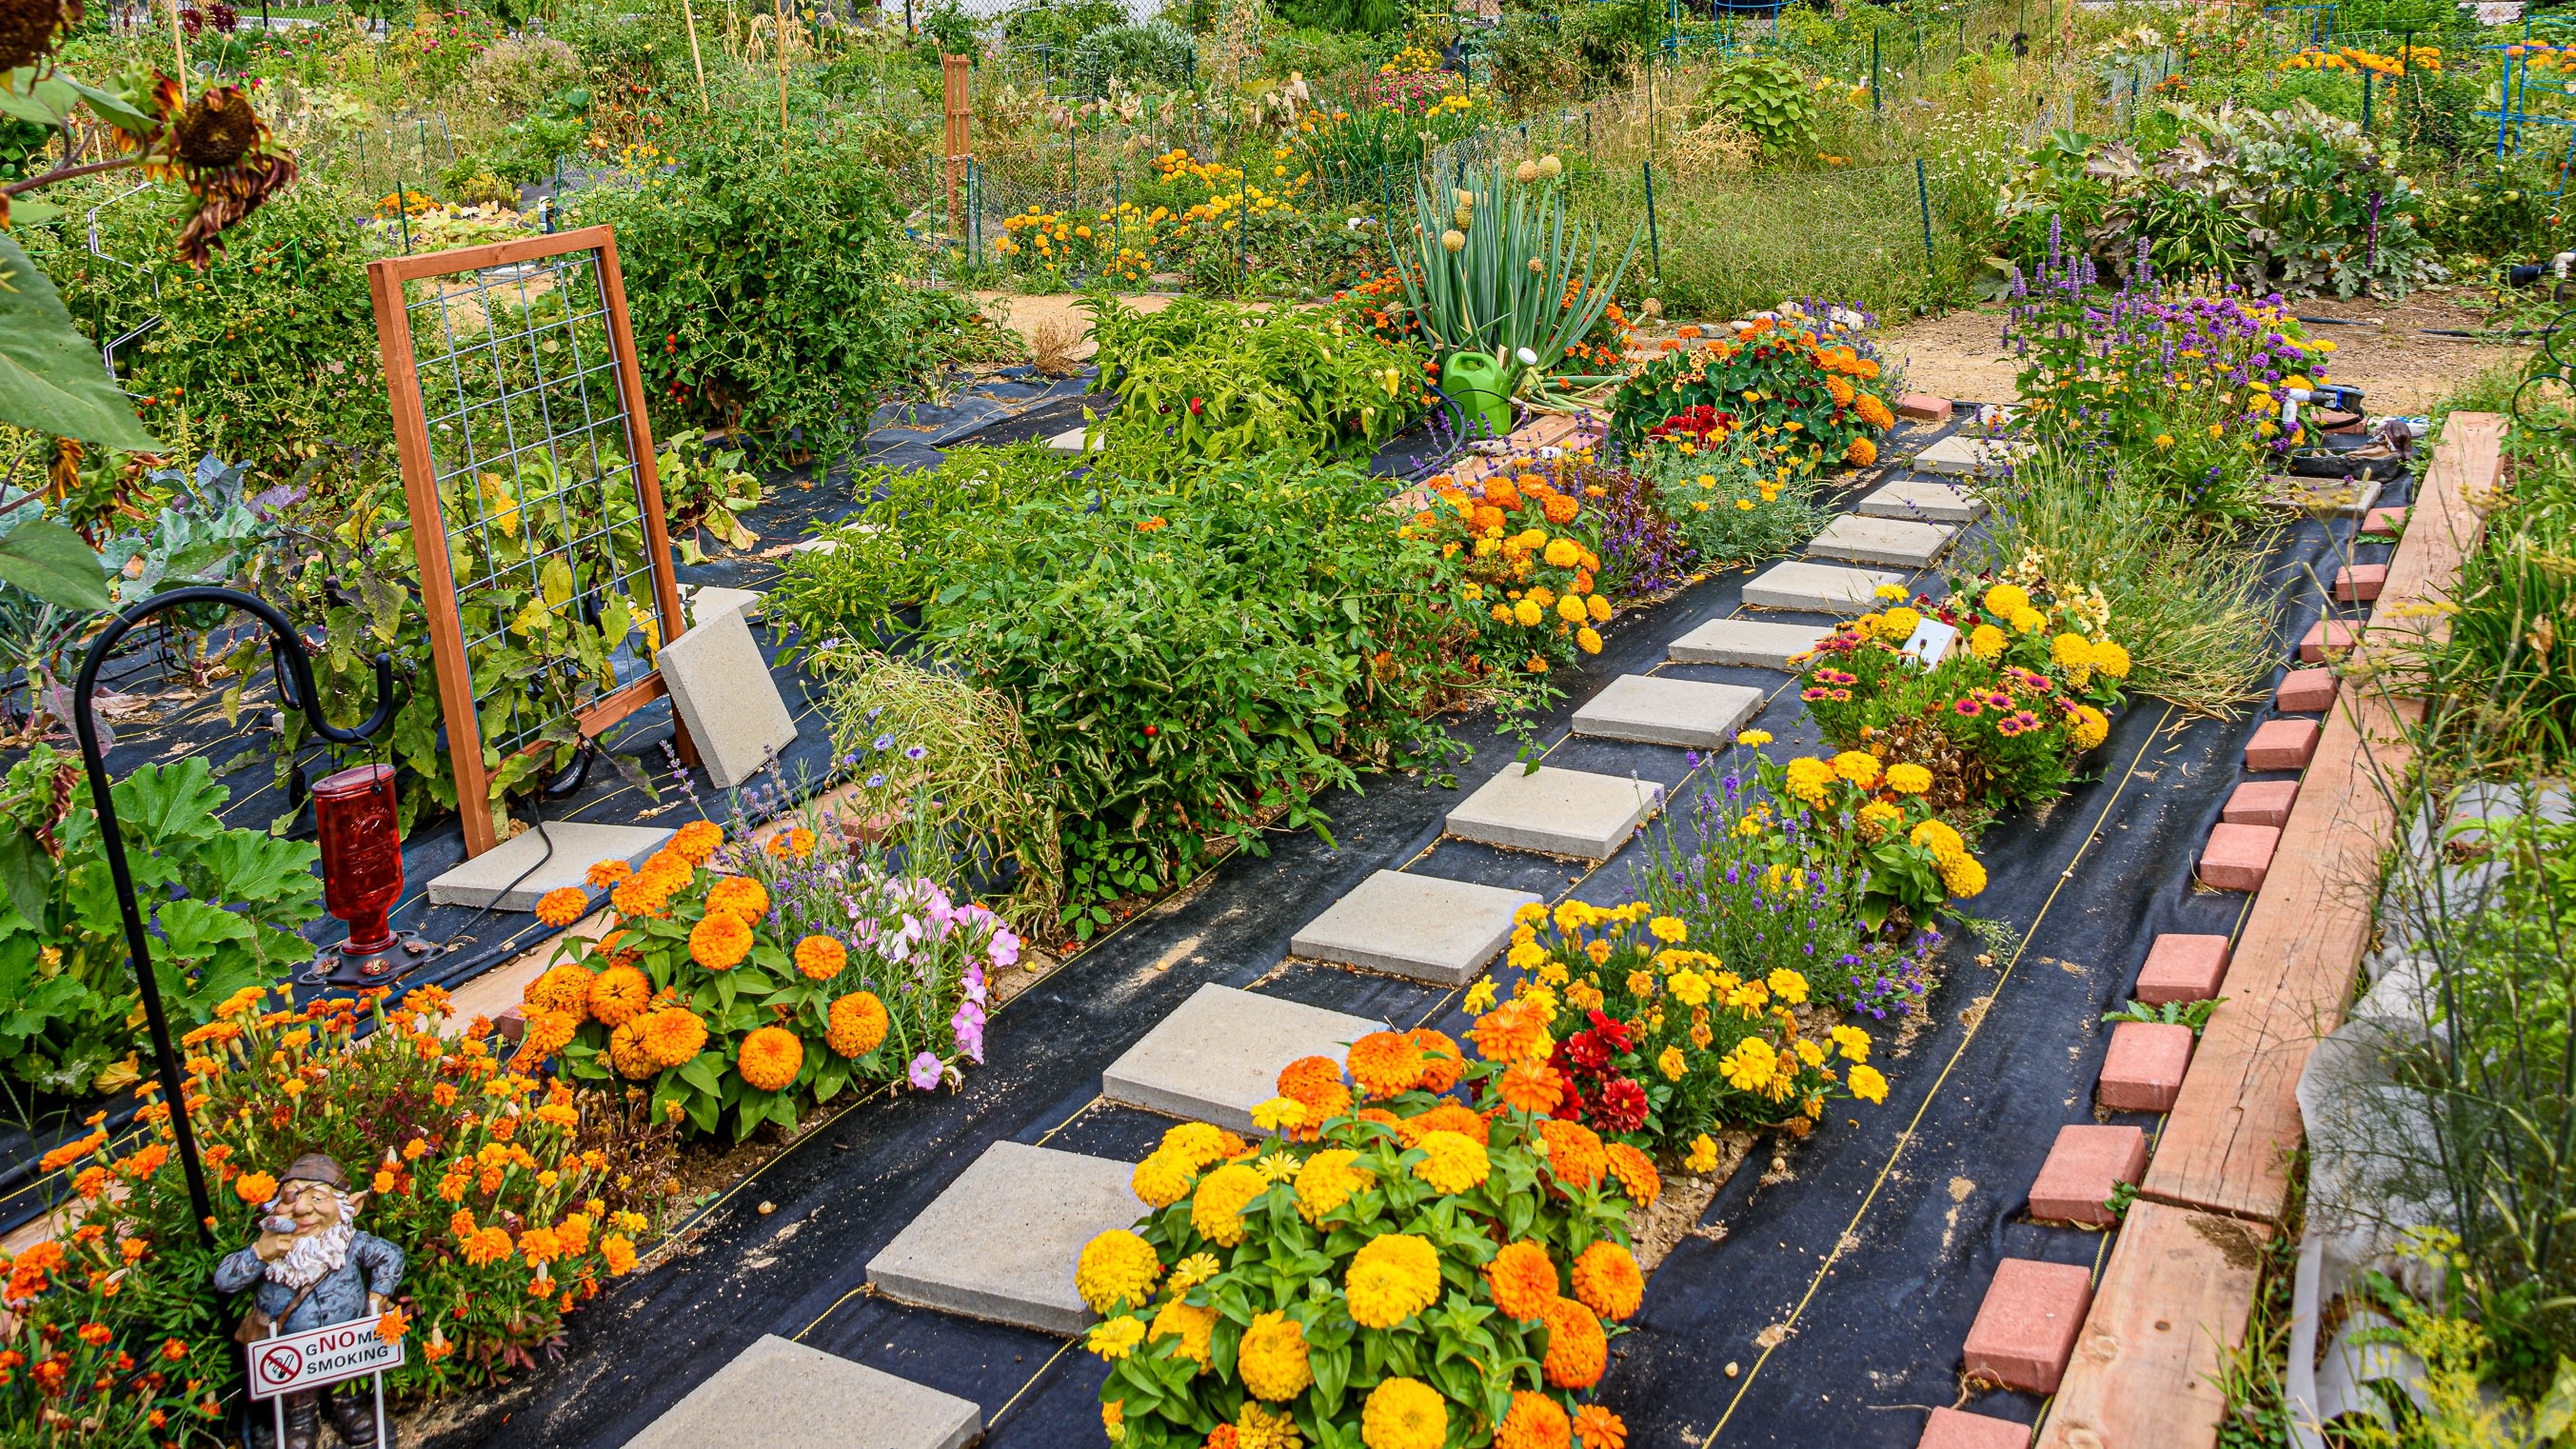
[
  {"x1": 775, "y1": 0, "x2": 790, "y2": 164},
  {"x1": 169, "y1": 0, "x2": 188, "y2": 98},
  {"x1": 941, "y1": 52, "x2": 971, "y2": 240},
  {"x1": 681, "y1": 0, "x2": 710, "y2": 113}
]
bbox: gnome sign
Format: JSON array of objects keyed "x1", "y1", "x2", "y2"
[{"x1": 215, "y1": 1153, "x2": 406, "y2": 1449}]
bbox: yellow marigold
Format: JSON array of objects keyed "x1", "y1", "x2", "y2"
[
  {"x1": 2071, "y1": 705, "x2": 2110, "y2": 751},
  {"x1": 1543, "y1": 537, "x2": 1581, "y2": 567},
  {"x1": 1909, "y1": 819, "x2": 1964, "y2": 859},
  {"x1": 1830, "y1": 750, "x2": 1881, "y2": 787},
  {"x1": 1858, "y1": 800, "x2": 1902, "y2": 832},
  {"x1": 1577, "y1": 626, "x2": 1603, "y2": 654},
  {"x1": 1536, "y1": 1119, "x2": 1607, "y2": 1190},
  {"x1": 1148, "y1": 1298, "x2": 1218, "y2": 1371},
  {"x1": 1940, "y1": 852, "x2": 1988, "y2": 899},
  {"x1": 1238, "y1": 1311, "x2": 1313, "y2": 1401},
  {"x1": 1361, "y1": 1376, "x2": 1447, "y2": 1449},
  {"x1": 2092, "y1": 641, "x2": 2131, "y2": 679},
  {"x1": 736, "y1": 1025, "x2": 803, "y2": 1093},
  {"x1": 1238, "y1": 1402, "x2": 1302, "y2": 1449},
  {"x1": 1587, "y1": 594, "x2": 1612, "y2": 623},
  {"x1": 1983, "y1": 583, "x2": 2031, "y2": 618},
  {"x1": 1345, "y1": 1232, "x2": 1441, "y2": 1328},
  {"x1": 1252, "y1": 1097, "x2": 1308, "y2": 1135},
  {"x1": 1849, "y1": 1063, "x2": 1890, "y2": 1103},
  {"x1": 1657, "y1": 1044, "x2": 1687, "y2": 1081},
  {"x1": 1086, "y1": 1314, "x2": 1147, "y2": 1360},
  {"x1": 1076, "y1": 1228, "x2": 1162, "y2": 1314},
  {"x1": 1133, "y1": 1150, "x2": 1198, "y2": 1209},
  {"x1": 1295, "y1": 1148, "x2": 1374, "y2": 1222},
  {"x1": 1603, "y1": 1141, "x2": 1660, "y2": 1205},
  {"x1": 1832, "y1": 1023, "x2": 1871, "y2": 1062},
  {"x1": 704, "y1": 876, "x2": 770, "y2": 924},
  {"x1": 826, "y1": 991, "x2": 889, "y2": 1058},
  {"x1": 1876, "y1": 606, "x2": 1921, "y2": 643},
  {"x1": 607, "y1": 1020, "x2": 657, "y2": 1079},
  {"x1": 2011, "y1": 605, "x2": 2049, "y2": 635},
  {"x1": 1486, "y1": 1240, "x2": 1558, "y2": 1321},
  {"x1": 585, "y1": 859, "x2": 633, "y2": 889},
  {"x1": 2051, "y1": 632, "x2": 2094, "y2": 673},
  {"x1": 1539, "y1": 1295, "x2": 1607, "y2": 1388},
  {"x1": 1167, "y1": 1252, "x2": 1221, "y2": 1294},
  {"x1": 1853, "y1": 393, "x2": 1894, "y2": 429},
  {"x1": 688, "y1": 911, "x2": 754, "y2": 970},
  {"x1": 1968, "y1": 624, "x2": 2006, "y2": 661},
  {"x1": 1685, "y1": 1134, "x2": 1719, "y2": 1174},
  {"x1": 534, "y1": 887, "x2": 587, "y2": 928},
  {"x1": 1571, "y1": 1241, "x2": 1644, "y2": 1320},
  {"x1": 1410, "y1": 1129, "x2": 1491, "y2": 1194},
  {"x1": 1783, "y1": 756, "x2": 1835, "y2": 809},
  {"x1": 638, "y1": 1007, "x2": 708, "y2": 1068},
  {"x1": 1719, "y1": 1038, "x2": 1775, "y2": 1092},
  {"x1": 1191, "y1": 1162, "x2": 1268, "y2": 1246},
  {"x1": 794, "y1": 935, "x2": 846, "y2": 982},
  {"x1": 1768, "y1": 969, "x2": 1810, "y2": 1004},
  {"x1": 588, "y1": 965, "x2": 650, "y2": 1027},
  {"x1": 670, "y1": 820, "x2": 723, "y2": 863},
  {"x1": 1496, "y1": 1390, "x2": 1573, "y2": 1449},
  {"x1": 1345, "y1": 1031, "x2": 1427, "y2": 1100},
  {"x1": 1885, "y1": 763, "x2": 1932, "y2": 795},
  {"x1": 1514, "y1": 598, "x2": 1546, "y2": 626}
]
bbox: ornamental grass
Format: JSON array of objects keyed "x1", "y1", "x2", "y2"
[{"x1": 1080, "y1": 1013, "x2": 1658, "y2": 1449}]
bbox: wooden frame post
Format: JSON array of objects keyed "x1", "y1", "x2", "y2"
[{"x1": 942, "y1": 53, "x2": 972, "y2": 241}]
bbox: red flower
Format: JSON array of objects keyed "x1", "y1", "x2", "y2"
[
  {"x1": 1593, "y1": 1077, "x2": 1649, "y2": 1132},
  {"x1": 1586, "y1": 1009, "x2": 1633, "y2": 1053}
]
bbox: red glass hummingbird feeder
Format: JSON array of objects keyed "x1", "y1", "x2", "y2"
[{"x1": 308, "y1": 764, "x2": 432, "y2": 983}]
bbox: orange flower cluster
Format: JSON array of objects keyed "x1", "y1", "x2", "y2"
[{"x1": 1407, "y1": 465, "x2": 1615, "y2": 674}]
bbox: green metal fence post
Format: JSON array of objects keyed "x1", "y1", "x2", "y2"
[
  {"x1": 1914, "y1": 157, "x2": 1934, "y2": 283},
  {"x1": 1871, "y1": 29, "x2": 1881, "y2": 111},
  {"x1": 2362, "y1": 69, "x2": 2372, "y2": 133},
  {"x1": 1643, "y1": 158, "x2": 1662, "y2": 282}
]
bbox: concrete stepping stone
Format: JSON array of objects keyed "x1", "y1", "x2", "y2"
[
  {"x1": 2098, "y1": 1022, "x2": 2192, "y2": 1112},
  {"x1": 1571, "y1": 675, "x2": 1764, "y2": 748},
  {"x1": 1805, "y1": 513, "x2": 1957, "y2": 569},
  {"x1": 1445, "y1": 764, "x2": 1663, "y2": 861},
  {"x1": 426, "y1": 821, "x2": 673, "y2": 911},
  {"x1": 2028, "y1": 1124, "x2": 2148, "y2": 1225},
  {"x1": 1290, "y1": 870, "x2": 1540, "y2": 985},
  {"x1": 1102, "y1": 984, "x2": 1385, "y2": 1133},
  {"x1": 1742, "y1": 560, "x2": 1905, "y2": 614},
  {"x1": 1044, "y1": 424, "x2": 1102, "y2": 453},
  {"x1": 2134, "y1": 935, "x2": 2229, "y2": 1005},
  {"x1": 1963, "y1": 1259, "x2": 2093, "y2": 1394},
  {"x1": 662, "y1": 606, "x2": 799, "y2": 790},
  {"x1": 684, "y1": 584, "x2": 763, "y2": 627},
  {"x1": 1913, "y1": 434, "x2": 2026, "y2": 478},
  {"x1": 624, "y1": 1335, "x2": 980, "y2": 1449},
  {"x1": 1667, "y1": 617, "x2": 1836, "y2": 669},
  {"x1": 1856, "y1": 478, "x2": 1984, "y2": 525},
  {"x1": 864, "y1": 1141, "x2": 1144, "y2": 1335}
]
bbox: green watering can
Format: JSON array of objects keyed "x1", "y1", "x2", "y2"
[{"x1": 1440, "y1": 351, "x2": 1515, "y2": 442}]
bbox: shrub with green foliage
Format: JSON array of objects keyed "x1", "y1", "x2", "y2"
[
  {"x1": 1697, "y1": 56, "x2": 1822, "y2": 154},
  {"x1": 1071, "y1": 21, "x2": 1198, "y2": 95}
]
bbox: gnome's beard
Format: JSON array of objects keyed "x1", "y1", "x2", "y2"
[{"x1": 268, "y1": 1209, "x2": 356, "y2": 1291}]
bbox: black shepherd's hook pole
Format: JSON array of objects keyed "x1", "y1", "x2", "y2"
[{"x1": 72, "y1": 586, "x2": 396, "y2": 1247}]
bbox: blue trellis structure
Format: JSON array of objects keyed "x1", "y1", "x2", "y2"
[{"x1": 2479, "y1": 14, "x2": 2576, "y2": 195}]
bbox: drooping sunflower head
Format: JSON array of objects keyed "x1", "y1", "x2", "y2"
[
  {"x1": 171, "y1": 85, "x2": 262, "y2": 169},
  {"x1": 0, "y1": 0, "x2": 77, "y2": 74}
]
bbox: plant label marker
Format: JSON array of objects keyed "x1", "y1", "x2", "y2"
[{"x1": 1899, "y1": 617, "x2": 1958, "y2": 669}]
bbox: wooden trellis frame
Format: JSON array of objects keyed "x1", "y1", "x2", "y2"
[{"x1": 367, "y1": 226, "x2": 697, "y2": 861}]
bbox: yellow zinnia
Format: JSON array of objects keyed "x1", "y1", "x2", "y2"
[{"x1": 1345, "y1": 1232, "x2": 1441, "y2": 1329}]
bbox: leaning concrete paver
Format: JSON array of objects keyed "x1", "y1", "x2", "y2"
[
  {"x1": 1666, "y1": 617, "x2": 1836, "y2": 669},
  {"x1": 1742, "y1": 561, "x2": 1905, "y2": 614},
  {"x1": 1805, "y1": 513, "x2": 1957, "y2": 569},
  {"x1": 624, "y1": 1335, "x2": 980, "y2": 1449},
  {"x1": 1446, "y1": 765, "x2": 1664, "y2": 861},
  {"x1": 1101, "y1": 983, "x2": 1386, "y2": 1133},
  {"x1": 1856, "y1": 478, "x2": 1985, "y2": 525},
  {"x1": 1913, "y1": 434, "x2": 2028, "y2": 478},
  {"x1": 1290, "y1": 870, "x2": 1540, "y2": 985},
  {"x1": 1571, "y1": 675, "x2": 1765, "y2": 749},
  {"x1": 865, "y1": 1141, "x2": 1143, "y2": 1335}
]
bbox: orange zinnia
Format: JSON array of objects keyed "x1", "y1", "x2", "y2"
[
  {"x1": 1469, "y1": 1000, "x2": 1550, "y2": 1064},
  {"x1": 1398, "y1": 1102, "x2": 1490, "y2": 1147},
  {"x1": 1539, "y1": 1296, "x2": 1607, "y2": 1389},
  {"x1": 1408, "y1": 1028, "x2": 1465, "y2": 1092},
  {"x1": 1536, "y1": 1119, "x2": 1607, "y2": 1191},
  {"x1": 1603, "y1": 1141, "x2": 1661, "y2": 1205},
  {"x1": 1497, "y1": 1061, "x2": 1565, "y2": 1117},
  {"x1": 1484, "y1": 1240, "x2": 1558, "y2": 1322},
  {"x1": 1344, "y1": 1031, "x2": 1426, "y2": 1100}
]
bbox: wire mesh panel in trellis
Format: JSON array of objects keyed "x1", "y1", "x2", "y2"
[{"x1": 365, "y1": 227, "x2": 696, "y2": 859}]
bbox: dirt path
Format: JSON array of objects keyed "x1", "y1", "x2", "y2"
[
  {"x1": 1881, "y1": 285, "x2": 2532, "y2": 413},
  {"x1": 974, "y1": 289, "x2": 1179, "y2": 363}
]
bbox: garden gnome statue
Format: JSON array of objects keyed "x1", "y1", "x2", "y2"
[{"x1": 215, "y1": 1152, "x2": 406, "y2": 1449}]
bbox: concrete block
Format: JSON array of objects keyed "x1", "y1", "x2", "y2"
[
  {"x1": 426, "y1": 821, "x2": 674, "y2": 911},
  {"x1": 1913, "y1": 434, "x2": 2027, "y2": 478},
  {"x1": 864, "y1": 1141, "x2": 1143, "y2": 1335},
  {"x1": 1290, "y1": 870, "x2": 1541, "y2": 985},
  {"x1": 1805, "y1": 513, "x2": 1956, "y2": 569},
  {"x1": 2135, "y1": 935, "x2": 2230, "y2": 1005},
  {"x1": 2275, "y1": 667, "x2": 2338, "y2": 714},
  {"x1": 684, "y1": 585, "x2": 763, "y2": 628},
  {"x1": 2333, "y1": 564, "x2": 2388, "y2": 603},
  {"x1": 1962, "y1": 1259, "x2": 2094, "y2": 1394},
  {"x1": 2274, "y1": 475, "x2": 2382, "y2": 518},
  {"x1": 1895, "y1": 393, "x2": 1954, "y2": 424},
  {"x1": 2098, "y1": 1022, "x2": 2193, "y2": 1112},
  {"x1": 1667, "y1": 617, "x2": 1837, "y2": 670},
  {"x1": 2199, "y1": 823, "x2": 2280, "y2": 892},
  {"x1": 1044, "y1": 424, "x2": 1102, "y2": 453},
  {"x1": 660, "y1": 606, "x2": 798, "y2": 791},
  {"x1": 2027, "y1": 1124, "x2": 2149, "y2": 1225},
  {"x1": 2299, "y1": 619, "x2": 2361, "y2": 664},
  {"x1": 2224, "y1": 781, "x2": 2300, "y2": 828},
  {"x1": 1741, "y1": 561, "x2": 1906, "y2": 614},
  {"x1": 1856, "y1": 478, "x2": 1985, "y2": 525},
  {"x1": 622, "y1": 1335, "x2": 980, "y2": 1449},
  {"x1": 2360, "y1": 506, "x2": 2407, "y2": 539},
  {"x1": 1570, "y1": 675, "x2": 1765, "y2": 749},
  {"x1": 1445, "y1": 764, "x2": 1664, "y2": 861},
  {"x1": 1101, "y1": 983, "x2": 1386, "y2": 1133},
  {"x1": 1918, "y1": 1407, "x2": 2031, "y2": 1449},
  {"x1": 2246, "y1": 719, "x2": 2322, "y2": 772}
]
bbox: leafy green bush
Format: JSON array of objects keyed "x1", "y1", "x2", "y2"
[
  {"x1": 1071, "y1": 21, "x2": 1197, "y2": 95},
  {"x1": 1084, "y1": 296, "x2": 1428, "y2": 483},
  {"x1": 0, "y1": 749, "x2": 321, "y2": 1100},
  {"x1": 1697, "y1": 56, "x2": 1822, "y2": 154},
  {"x1": 770, "y1": 447, "x2": 1476, "y2": 937},
  {"x1": 570, "y1": 109, "x2": 1001, "y2": 461}
]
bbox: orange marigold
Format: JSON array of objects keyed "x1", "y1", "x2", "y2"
[
  {"x1": 688, "y1": 911, "x2": 754, "y2": 971},
  {"x1": 1845, "y1": 436, "x2": 1878, "y2": 467},
  {"x1": 638, "y1": 1008, "x2": 709, "y2": 1068},
  {"x1": 607, "y1": 1020, "x2": 657, "y2": 1080},
  {"x1": 737, "y1": 1026, "x2": 803, "y2": 1093},
  {"x1": 1539, "y1": 1295, "x2": 1607, "y2": 1389},
  {"x1": 585, "y1": 859, "x2": 633, "y2": 889},
  {"x1": 1344, "y1": 1031, "x2": 1425, "y2": 1100},
  {"x1": 1275, "y1": 1056, "x2": 1353, "y2": 1141},
  {"x1": 1408, "y1": 1029, "x2": 1464, "y2": 1093},
  {"x1": 525, "y1": 963, "x2": 595, "y2": 1018},
  {"x1": 703, "y1": 876, "x2": 770, "y2": 924},
  {"x1": 1496, "y1": 1390, "x2": 1573, "y2": 1449},
  {"x1": 1602, "y1": 1142, "x2": 1660, "y2": 1206},
  {"x1": 1571, "y1": 1404, "x2": 1626, "y2": 1449},
  {"x1": 1570, "y1": 1241, "x2": 1643, "y2": 1321},
  {"x1": 515, "y1": 1009, "x2": 579, "y2": 1065},
  {"x1": 1485, "y1": 1240, "x2": 1558, "y2": 1322},
  {"x1": 1470, "y1": 1000, "x2": 1551, "y2": 1064},
  {"x1": 610, "y1": 874, "x2": 675, "y2": 920},
  {"x1": 1536, "y1": 1119, "x2": 1607, "y2": 1191},
  {"x1": 588, "y1": 965, "x2": 651, "y2": 1028},
  {"x1": 826, "y1": 992, "x2": 890, "y2": 1059},
  {"x1": 1541, "y1": 493, "x2": 1579, "y2": 525},
  {"x1": 670, "y1": 820, "x2": 723, "y2": 863},
  {"x1": 462, "y1": 1225, "x2": 514, "y2": 1267},
  {"x1": 794, "y1": 935, "x2": 847, "y2": 982},
  {"x1": 1854, "y1": 393, "x2": 1894, "y2": 430},
  {"x1": 533, "y1": 887, "x2": 587, "y2": 928}
]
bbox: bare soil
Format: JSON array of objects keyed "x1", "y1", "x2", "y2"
[{"x1": 1880, "y1": 285, "x2": 2533, "y2": 413}]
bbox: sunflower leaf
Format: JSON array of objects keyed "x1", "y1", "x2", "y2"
[{"x1": 0, "y1": 232, "x2": 159, "y2": 450}]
